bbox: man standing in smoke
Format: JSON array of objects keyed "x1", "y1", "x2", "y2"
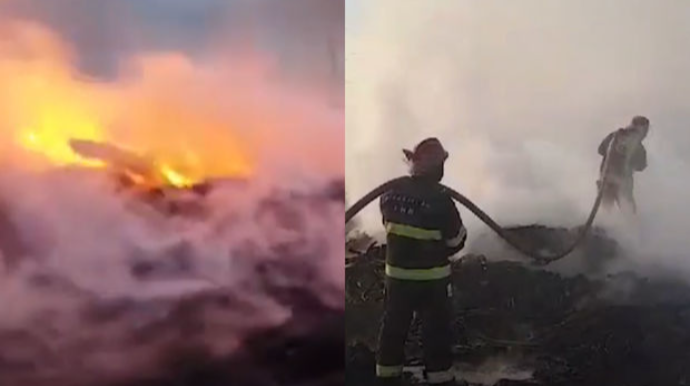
[
  {"x1": 376, "y1": 138, "x2": 467, "y2": 386},
  {"x1": 597, "y1": 115, "x2": 650, "y2": 214}
]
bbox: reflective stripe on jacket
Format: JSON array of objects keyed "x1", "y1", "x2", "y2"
[{"x1": 380, "y1": 176, "x2": 467, "y2": 276}]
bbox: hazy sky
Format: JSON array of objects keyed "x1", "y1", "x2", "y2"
[
  {"x1": 347, "y1": 1, "x2": 690, "y2": 274},
  {"x1": 0, "y1": 0, "x2": 344, "y2": 82}
]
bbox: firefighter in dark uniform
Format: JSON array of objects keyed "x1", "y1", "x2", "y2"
[
  {"x1": 376, "y1": 138, "x2": 467, "y2": 386},
  {"x1": 597, "y1": 115, "x2": 649, "y2": 214}
]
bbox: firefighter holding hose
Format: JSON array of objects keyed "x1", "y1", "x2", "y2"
[
  {"x1": 376, "y1": 138, "x2": 467, "y2": 386},
  {"x1": 597, "y1": 115, "x2": 650, "y2": 214}
]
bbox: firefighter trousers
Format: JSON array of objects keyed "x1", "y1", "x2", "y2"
[
  {"x1": 598, "y1": 175, "x2": 636, "y2": 213},
  {"x1": 376, "y1": 276, "x2": 454, "y2": 385}
]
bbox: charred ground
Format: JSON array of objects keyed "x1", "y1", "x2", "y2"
[{"x1": 346, "y1": 226, "x2": 690, "y2": 386}]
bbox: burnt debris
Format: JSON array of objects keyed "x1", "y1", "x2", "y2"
[{"x1": 346, "y1": 225, "x2": 690, "y2": 386}]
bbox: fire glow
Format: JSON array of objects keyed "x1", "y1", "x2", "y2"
[{"x1": 0, "y1": 22, "x2": 255, "y2": 188}]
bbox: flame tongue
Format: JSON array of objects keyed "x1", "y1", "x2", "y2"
[
  {"x1": 68, "y1": 138, "x2": 194, "y2": 188},
  {"x1": 2, "y1": 24, "x2": 255, "y2": 187},
  {"x1": 159, "y1": 165, "x2": 194, "y2": 188},
  {"x1": 69, "y1": 139, "x2": 153, "y2": 175}
]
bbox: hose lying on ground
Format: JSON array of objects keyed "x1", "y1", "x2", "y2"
[{"x1": 346, "y1": 133, "x2": 620, "y2": 266}]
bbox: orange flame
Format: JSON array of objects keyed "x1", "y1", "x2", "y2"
[
  {"x1": 159, "y1": 165, "x2": 194, "y2": 188},
  {"x1": 0, "y1": 22, "x2": 255, "y2": 188}
]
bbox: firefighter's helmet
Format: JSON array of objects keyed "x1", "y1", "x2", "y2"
[
  {"x1": 630, "y1": 115, "x2": 650, "y2": 138},
  {"x1": 403, "y1": 138, "x2": 449, "y2": 176},
  {"x1": 631, "y1": 115, "x2": 650, "y2": 127}
]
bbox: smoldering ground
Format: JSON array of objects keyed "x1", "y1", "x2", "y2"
[
  {"x1": 0, "y1": 1, "x2": 344, "y2": 385},
  {"x1": 346, "y1": 0, "x2": 690, "y2": 277},
  {"x1": 345, "y1": 4, "x2": 690, "y2": 385}
]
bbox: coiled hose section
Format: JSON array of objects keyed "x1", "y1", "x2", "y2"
[{"x1": 346, "y1": 134, "x2": 618, "y2": 266}]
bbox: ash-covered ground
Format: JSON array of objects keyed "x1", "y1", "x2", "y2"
[
  {"x1": 0, "y1": 173, "x2": 345, "y2": 386},
  {"x1": 346, "y1": 225, "x2": 690, "y2": 386}
]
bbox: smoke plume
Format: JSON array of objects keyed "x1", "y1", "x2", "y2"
[{"x1": 346, "y1": 0, "x2": 690, "y2": 275}]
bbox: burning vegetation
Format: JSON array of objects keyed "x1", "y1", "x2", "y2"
[
  {"x1": 0, "y1": 15, "x2": 344, "y2": 386},
  {"x1": 0, "y1": 21, "x2": 255, "y2": 191}
]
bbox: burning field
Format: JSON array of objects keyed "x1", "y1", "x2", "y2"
[
  {"x1": 0, "y1": 7, "x2": 344, "y2": 386},
  {"x1": 346, "y1": 226, "x2": 690, "y2": 386}
]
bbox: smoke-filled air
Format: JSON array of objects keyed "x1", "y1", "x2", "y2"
[
  {"x1": 346, "y1": 0, "x2": 690, "y2": 275},
  {"x1": 0, "y1": 1, "x2": 344, "y2": 385}
]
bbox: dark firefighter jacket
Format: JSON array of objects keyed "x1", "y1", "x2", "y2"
[
  {"x1": 379, "y1": 176, "x2": 467, "y2": 279},
  {"x1": 598, "y1": 128, "x2": 647, "y2": 180}
]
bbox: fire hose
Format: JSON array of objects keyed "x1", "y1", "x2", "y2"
[{"x1": 346, "y1": 133, "x2": 620, "y2": 266}]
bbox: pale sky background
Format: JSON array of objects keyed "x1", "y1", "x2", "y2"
[
  {"x1": 0, "y1": 0, "x2": 344, "y2": 85},
  {"x1": 346, "y1": 0, "x2": 690, "y2": 274}
]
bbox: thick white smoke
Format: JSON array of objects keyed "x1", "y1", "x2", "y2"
[
  {"x1": 346, "y1": 0, "x2": 690, "y2": 275},
  {"x1": 0, "y1": 2, "x2": 343, "y2": 383}
]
